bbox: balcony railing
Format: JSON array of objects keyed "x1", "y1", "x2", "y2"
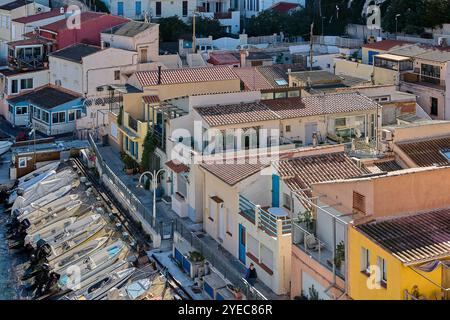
[
  {"x1": 128, "y1": 115, "x2": 138, "y2": 132},
  {"x1": 400, "y1": 72, "x2": 446, "y2": 90},
  {"x1": 239, "y1": 195, "x2": 291, "y2": 238},
  {"x1": 292, "y1": 221, "x2": 345, "y2": 279}
]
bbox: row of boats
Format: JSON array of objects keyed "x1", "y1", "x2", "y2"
[{"x1": 4, "y1": 159, "x2": 182, "y2": 300}]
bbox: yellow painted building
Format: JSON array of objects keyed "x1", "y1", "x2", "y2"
[{"x1": 348, "y1": 210, "x2": 450, "y2": 300}]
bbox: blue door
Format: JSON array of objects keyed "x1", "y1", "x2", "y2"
[
  {"x1": 368, "y1": 50, "x2": 379, "y2": 65},
  {"x1": 238, "y1": 224, "x2": 246, "y2": 264},
  {"x1": 272, "y1": 174, "x2": 280, "y2": 207},
  {"x1": 135, "y1": 1, "x2": 142, "y2": 16},
  {"x1": 117, "y1": 1, "x2": 124, "y2": 16}
]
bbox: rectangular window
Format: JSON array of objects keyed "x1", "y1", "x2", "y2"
[
  {"x1": 16, "y1": 106, "x2": 27, "y2": 115},
  {"x1": 135, "y1": 1, "x2": 142, "y2": 16},
  {"x1": 18, "y1": 157, "x2": 27, "y2": 168},
  {"x1": 431, "y1": 97, "x2": 438, "y2": 116},
  {"x1": 335, "y1": 117, "x2": 347, "y2": 127},
  {"x1": 42, "y1": 111, "x2": 49, "y2": 123},
  {"x1": 182, "y1": 1, "x2": 188, "y2": 17},
  {"x1": 68, "y1": 110, "x2": 76, "y2": 122},
  {"x1": 114, "y1": 70, "x2": 120, "y2": 80},
  {"x1": 20, "y1": 78, "x2": 33, "y2": 90},
  {"x1": 377, "y1": 256, "x2": 387, "y2": 287},
  {"x1": 285, "y1": 125, "x2": 291, "y2": 133},
  {"x1": 155, "y1": 1, "x2": 161, "y2": 16},
  {"x1": 76, "y1": 109, "x2": 82, "y2": 119},
  {"x1": 8, "y1": 104, "x2": 13, "y2": 114},
  {"x1": 11, "y1": 79, "x2": 18, "y2": 94},
  {"x1": 52, "y1": 111, "x2": 66, "y2": 124},
  {"x1": 361, "y1": 247, "x2": 370, "y2": 274},
  {"x1": 288, "y1": 90, "x2": 300, "y2": 97}
]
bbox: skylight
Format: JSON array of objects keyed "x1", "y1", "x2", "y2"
[
  {"x1": 275, "y1": 79, "x2": 288, "y2": 86},
  {"x1": 441, "y1": 149, "x2": 450, "y2": 162}
]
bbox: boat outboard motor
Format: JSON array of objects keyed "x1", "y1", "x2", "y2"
[
  {"x1": 11, "y1": 208, "x2": 21, "y2": 217},
  {"x1": 16, "y1": 188, "x2": 24, "y2": 197},
  {"x1": 30, "y1": 241, "x2": 52, "y2": 265},
  {"x1": 20, "y1": 218, "x2": 31, "y2": 231}
]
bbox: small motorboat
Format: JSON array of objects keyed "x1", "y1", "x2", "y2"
[
  {"x1": 36, "y1": 222, "x2": 109, "y2": 262},
  {"x1": 56, "y1": 240, "x2": 127, "y2": 291},
  {"x1": 16, "y1": 162, "x2": 60, "y2": 188},
  {"x1": 11, "y1": 183, "x2": 73, "y2": 216},
  {"x1": 10, "y1": 169, "x2": 78, "y2": 206},
  {"x1": 25, "y1": 213, "x2": 103, "y2": 249},
  {"x1": 70, "y1": 267, "x2": 136, "y2": 300},
  {"x1": 8, "y1": 170, "x2": 57, "y2": 204},
  {"x1": 0, "y1": 140, "x2": 13, "y2": 156}
]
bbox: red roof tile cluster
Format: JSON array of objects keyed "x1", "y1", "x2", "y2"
[
  {"x1": 208, "y1": 52, "x2": 239, "y2": 66},
  {"x1": 233, "y1": 67, "x2": 273, "y2": 90},
  {"x1": 396, "y1": 136, "x2": 450, "y2": 167},
  {"x1": 269, "y1": 2, "x2": 301, "y2": 13},
  {"x1": 40, "y1": 12, "x2": 127, "y2": 32},
  {"x1": 135, "y1": 66, "x2": 239, "y2": 87},
  {"x1": 363, "y1": 40, "x2": 413, "y2": 51}
]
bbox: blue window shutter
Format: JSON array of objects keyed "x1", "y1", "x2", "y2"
[
  {"x1": 135, "y1": 1, "x2": 141, "y2": 16},
  {"x1": 117, "y1": 1, "x2": 124, "y2": 16}
]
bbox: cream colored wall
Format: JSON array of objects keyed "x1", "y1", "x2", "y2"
[
  {"x1": 393, "y1": 121, "x2": 450, "y2": 142},
  {"x1": 399, "y1": 82, "x2": 445, "y2": 120},
  {"x1": 333, "y1": 58, "x2": 373, "y2": 81},
  {"x1": 373, "y1": 67, "x2": 398, "y2": 85}
]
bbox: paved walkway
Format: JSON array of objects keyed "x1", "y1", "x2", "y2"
[{"x1": 97, "y1": 145, "x2": 288, "y2": 300}]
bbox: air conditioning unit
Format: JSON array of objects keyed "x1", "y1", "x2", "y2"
[
  {"x1": 60, "y1": 7, "x2": 65, "y2": 14},
  {"x1": 380, "y1": 143, "x2": 391, "y2": 153},
  {"x1": 381, "y1": 129, "x2": 393, "y2": 142}
]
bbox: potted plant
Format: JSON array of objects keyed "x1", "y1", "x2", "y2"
[
  {"x1": 298, "y1": 209, "x2": 315, "y2": 232},
  {"x1": 334, "y1": 241, "x2": 346, "y2": 273},
  {"x1": 122, "y1": 154, "x2": 137, "y2": 175},
  {"x1": 188, "y1": 251, "x2": 205, "y2": 279}
]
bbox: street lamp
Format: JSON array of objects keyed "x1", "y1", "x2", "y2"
[
  {"x1": 137, "y1": 169, "x2": 166, "y2": 226},
  {"x1": 395, "y1": 14, "x2": 401, "y2": 40}
]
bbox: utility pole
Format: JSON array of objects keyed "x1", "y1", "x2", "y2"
[{"x1": 310, "y1": 22, "x2": 314, "y2": 71}]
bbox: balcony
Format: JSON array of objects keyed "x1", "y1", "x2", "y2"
[
  {"x1": 239, "y1": 195, "x2": 291, "y2": 238},
  {"x1": 128, "y1": 115, "x2": 138, "y2": 132},
  {"x1": 400, "y1": 72, "x2": 446, "y2": 91},
  {"x1": 292, "y1": 221, "x2": 345, "y2": 279}
]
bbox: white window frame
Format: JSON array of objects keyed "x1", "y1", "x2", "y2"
[{"x1": 18, "y1": 157, "x2": 27, "y2": 168}]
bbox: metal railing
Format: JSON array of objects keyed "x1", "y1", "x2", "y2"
[
  {"x1": 174, "y1": 220, "x2": 267, "y2": 300},
  {"x1": 88, "y1": 134, "x2": 174, "y2": 240},
  {"x1": 239, "y1": 195, "x2": 291, "y2": 237}
]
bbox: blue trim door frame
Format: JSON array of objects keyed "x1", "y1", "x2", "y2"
[
  {"x1": 238, "y1": 224, "x2": 246, "y2": 264},
  {"x1": 272, "y1": 174, "x2": 280, "y2": 207}
]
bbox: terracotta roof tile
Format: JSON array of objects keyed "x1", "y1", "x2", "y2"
[
  {"x1": 357, "y1": 207, "x2": 450, "y2": 265},
  {"x1": 135, "y1": 66, "x2": 238, "y2": 87},
  {"x1": 264, "y1": 92, "x2": 379, "y2": 119},
  {"x1": 363, "y1": 40, "x2": 413, "y2": 51},
  {"x1": 142, "y1": 95, "x2": 160, "y2": 104},
  {"x1": 165, "y1": 160, "x2": 189, "y2": 174},
  {"x1": 233, "y1": 67, "x2": 273, "y2": 90},
  {"x1": 194, "y1": 102, "x2": 279, "y2": 127},
  {"x1": 396, "y1": 136, "x2": 450, "y2": 167}
]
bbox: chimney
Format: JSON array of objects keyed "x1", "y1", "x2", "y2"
[
  {"x1": 100, "y1": 40, "x2": 105, "y2": 50},
  {"x1": 240, "y1": 50, "x2": 247, "y2": 67},
  {"x1": 157, "y1": 66, "x2": 162, "y2": 85}
]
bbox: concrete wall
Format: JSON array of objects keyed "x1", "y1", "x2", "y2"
[{"x1": 334, "y1": 58, "x2": 373, "y2": 81}]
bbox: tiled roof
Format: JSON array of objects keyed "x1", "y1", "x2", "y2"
[
  {"x1": 8, "y1": 37, "x2": 52, "y2": 48},
  {"x1": 264, "y1": 92, "x2": 379, "y2": 119},
  {"x1": 208, "y1": 52, "x2": 240, "y2": 66},
  {"x1": 233, "y1": 67, "x2": 273, "y2": 90},
  {"x1": 194, "y1": 102, "x2": 279, "y2": 127},
  {"x1": 200, "y1": 156, "x2": 272, "y2": 186},
  {"x1": 7, "y1": 85, "x2": 80, "y2": 109},
  {"x1": 275, "y1": 152, "x2": 370, "y2": 209},
  {"x1": 195, "y1": 93, "x2": 379, "y2": 127},
  {"x1": 363, "y1": 40, "x2": 413, "y2": 51},
  {"x1": 257, "y1": 65, "x2": 290, "y2": 88},
  {"x1": 134, "y1": 66, "x2": 238, "y2": 86},
  {"x1": 165, "y1": 160, "x2": 189, "y2": 174},
  {"x1": 269, "y1": 1, "x2": 301, "y2": 13},
  {"x1": 49, "y1": 43, "x2": 102, "y2": 63},
  {"x1": 13, "y1": 8, "x2": 65, "y2": 23},
  {"x1": 357, "y1": 207, "x2": 450, "y2": 265},
  {"x1": 374, "y1": 160, "x2": 403, "y2": 172},
  {"x1": 142, "y1": 95, "x2": 160, "y2": 104},
  {"x1": 396, "y1": 136, "x2": 450, "y2": 167}
]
